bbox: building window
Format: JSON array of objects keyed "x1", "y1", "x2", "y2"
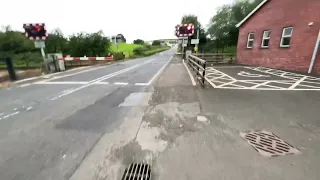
[
  {"x1": 280, "y1": 27, "x2": 293, "y2": 47},
  {"x1": 247, "y1": 33, "x2": 254, "y2": 48},
  {"x1": 261, "y1": 30, "x2": 271, "y2": 48}
]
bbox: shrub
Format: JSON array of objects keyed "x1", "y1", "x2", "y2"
[
  {"x1": 152, "y1": 40, "x2": 161, "y2": 46},
  {"x1": 133, "y1": 46, "x2": 148, "y2": 56},
  {"x1": 113, "y1": 52, "x2": 125, "y2": 60}
]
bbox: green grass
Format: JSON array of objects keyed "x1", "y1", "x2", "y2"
[{"x1": 110, "y1": 43, "x2": 143, "y2": 58}]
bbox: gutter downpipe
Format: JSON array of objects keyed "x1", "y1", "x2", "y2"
[{"x1": 308, "y1": 29, "x2": 320, "y2": 74}]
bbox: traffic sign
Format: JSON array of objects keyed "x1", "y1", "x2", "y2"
[
  {"x1": 34, "y1": 41, "x2": 45, "y2": 48},
  {"x1": 191, "y1": 39, "x2": 199, "y2": 44}
]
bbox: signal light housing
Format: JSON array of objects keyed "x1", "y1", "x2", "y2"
[
  {"x1": 23, "y1": 23, "x2": 48, "y2": 40},
  {"x1": 175, "y1": 24, "x2": 194, "y2": 37}
]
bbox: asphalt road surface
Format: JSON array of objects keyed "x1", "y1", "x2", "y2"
[{"x1": 0, "y1": 49, "x2": 175, "y2": 180}]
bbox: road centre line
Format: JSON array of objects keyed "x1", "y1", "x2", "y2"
[
  {"x1": 114, "y1": 82, "x2": 129, "y2": 85},
  {"x1": 50, "y1": 59, "x2": 155, "y2": 100},
  {"x1": 135, "y1": 83, "x2": 149, "y2": 86}
]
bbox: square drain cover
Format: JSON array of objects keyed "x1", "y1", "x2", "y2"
[
  {"x1": 240, "y1": 130, "x2": 300, "y2": 157},
  {"x1": 121, "y1": 163, "x2": 151, "y2": 180}
]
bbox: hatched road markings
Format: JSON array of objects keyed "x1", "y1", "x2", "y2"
[{"x1": 205, "y1": 66, "x2": 320, "y2": 91}]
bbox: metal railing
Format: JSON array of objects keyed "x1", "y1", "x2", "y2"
[{"x1": 187, "y1": 54, "x2": 206, "y2": 86}]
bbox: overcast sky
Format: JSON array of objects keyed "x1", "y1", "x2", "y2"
[{"x1": 0, "y1": 0, "x2": 233, "y2": 43}]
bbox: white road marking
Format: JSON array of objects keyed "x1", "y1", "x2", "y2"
[
  {"x1": 218, "y1": 80, "x2": 237, "y2": 87},
  {"x1": 94, "y1": 82, "x2": 109, "y2": 85},
  {"x1": 19, "y1": 83, "x2": 31, "y2": 87},
  {"x1": 135, "y1": 83, "x2": 149, "y2": 86},
  {"x1": 1, "y1": 111, "x2": 20, "y2": 120},
  {"x1": 35, "y1": 81, "x2": 88, "y2": 85},
  {"x1": 147, "y1": 56, "x2": 173, "y2": 85},
  {"x1": 238, "y1": 71, "x2": 270, "y2": 78},
  {"x1": 39, "y1": 66, "x2": 107, "y2": 82},
  {"x1": 289, "y1": 76, "x2": 308, "y2": 90},
  {"x1": 26, "y1": 107, "x2": 33, "y2": 111},
  {"x1": 50, "y1": 59, "x2": 155, "y2": 100},
  {"x1": 14, "y1": 77, "x2": 39, "y2": 83},
  {"x1": 114, "y1": 82, "x2": 129, "y2": 85},
  {"x1": 183, "y1": 59, "x2": 196, "y2": 86}
]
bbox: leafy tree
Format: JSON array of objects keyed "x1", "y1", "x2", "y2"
[
  {"x1": 207, "y1": 0, "x2": 264, "y2": 52},
  {"x1": 46, "y1": 28, "x2": 68, "y2": 54},
  {"x1": 133, "y1": 39, "x2": 144, "y2": 45},
  {"x1": 180, "y1": 14, "x2": 208, "y2": 53}
]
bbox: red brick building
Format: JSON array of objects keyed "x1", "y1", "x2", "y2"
[{"x1": 236, "y1": 0, "x2": 320, "y2": 74}]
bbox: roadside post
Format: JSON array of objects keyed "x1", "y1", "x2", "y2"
[{"x1": 4, "y1": 57, "x2": 17, "y2": 81}]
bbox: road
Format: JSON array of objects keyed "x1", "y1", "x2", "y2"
[{"x1": 0, "y1": 49, "x2": 174, "y2": 180}]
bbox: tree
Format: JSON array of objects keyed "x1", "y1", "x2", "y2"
[
  {"x1": 133, "y1": 39, "x2": 144, "y2": 45},
  {"x1": 207, "y1": 0, "x2": 264, "y2": 52},
  {"x1": 180, "y1": 14, "x2": 208, "y2": 53},
  {"x1": 46, "y1": 28, "x2": 68, "y2": 53},
  {"x1": 181, "y1": 14, "x2": 201, "y2": 28}
]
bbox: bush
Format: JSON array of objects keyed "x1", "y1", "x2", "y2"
[
  {"x1": 152, "y1": 40, "x2": 161, "y2": 46},
  {"x1": 113, "y1": 52, "x2": 125, "y2": 60},
  {"x1": 133, "y1": 39, "x2": 144, "y2": 45},
  {"x1": 133, "y1": 46, "x2": 148, "y2": 56}
]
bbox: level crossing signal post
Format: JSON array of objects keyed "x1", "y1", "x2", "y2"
[
  {"x1": 175, "y1": 24, "x2": 198, "y2": 59},
  {"x1": 23, "y1": 23, "x2": 49, "y2": 73}
]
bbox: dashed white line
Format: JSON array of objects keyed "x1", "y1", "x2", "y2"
[
  {"x1": 26, "y1": 107, "x2": 33, "y2": 111},
  {"x1": 1, "y1": 111, "x2": 20, "y2": 120},
  {"x1": 49, "y1": 60, "x2": 156, "y2": 100},
  {"x1": 135, "y1": 83, "x2": 148, "y2": 86},
  {"x1": 114, "y1": 82, "x2": 129, "y2": 85},
  {"x1": 94, "y1": 82, "x2": 109, "y2": 85}
]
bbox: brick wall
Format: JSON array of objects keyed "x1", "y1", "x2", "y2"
[{"x1": 237, "y1": 0, "x2": 320, "y2": 74}]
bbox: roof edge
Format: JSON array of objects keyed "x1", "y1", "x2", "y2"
[{"x1": 235, "y1": 0, "x2": 269, "y2": 28}]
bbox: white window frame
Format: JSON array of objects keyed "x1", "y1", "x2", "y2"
[
  {"x1": 247, "y1": 33, "x2": 254, "y2": 49},
  {"x1": 280, "y1": 27, "x2": 293, "y2": 47},
  {"x1": 261, "y1": 30, "x2": 271, "y2": 48}
]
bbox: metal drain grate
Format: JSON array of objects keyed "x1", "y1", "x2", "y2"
[
  {"x1": 240, "y1": 130, "x2": 300, "y2": 157},
  {"x1": 121, "y1": 163, "x2": 151, "y2": 180}
]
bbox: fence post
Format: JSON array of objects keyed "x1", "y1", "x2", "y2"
[{"x1": 202, "y1": 62, "x2": 206, "y2": 86}]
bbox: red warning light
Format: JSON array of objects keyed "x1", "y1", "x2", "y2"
[{"x1": 34, "y1": 26, "x2": 40, "y2": 32}]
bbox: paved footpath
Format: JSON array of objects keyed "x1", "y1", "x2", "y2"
[{"x1": 72, "y1": 55, "x2": 320, "y2": 180}]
